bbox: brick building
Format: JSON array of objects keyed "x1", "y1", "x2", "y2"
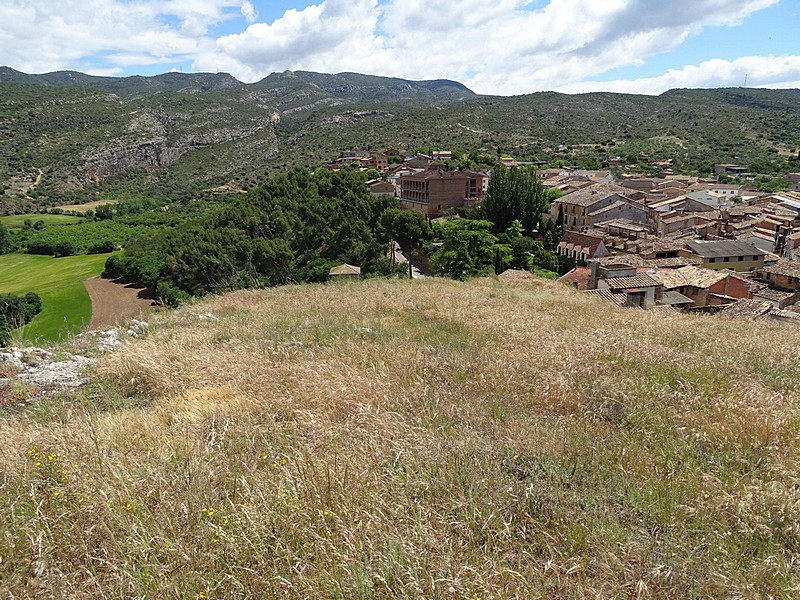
[{"x1": 399, "y1": 170, "x2": 484, "y2": 218}]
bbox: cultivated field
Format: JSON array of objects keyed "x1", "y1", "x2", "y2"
[
  {"x1": 0, "y1": 253, "x2": 112, "y2": 342},
  {"x1": 2, "y1": 275, "x2": 800, "y2": 597},
  {"x1": 0, "y1": 213, "x2": 84, "y2": 230},
  {"x1": 84, "y1": 277, "x2": 155, "y2": 330}
]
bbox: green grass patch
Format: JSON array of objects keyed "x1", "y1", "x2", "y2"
[
  {"x1": 0, "y1": 214, "x2": 84, "y2": 230},
  {"x1": 0, "y1": 253, "x2": 113, "y2": 343}
]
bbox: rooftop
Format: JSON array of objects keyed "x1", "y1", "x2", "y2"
[
  {"x1": 555, "y1": 184, "x2": 634, "y2": 208},
  {"x1": 760, "y1": 259, "x2": 800, "y2": 279},
  {"x1": 602, "y1": 274, "x2": 660, "y2": 289},
  {"x1": 586, "y1": 289, "x2": 628, "y2": 307},
  {"x1": 685, "y1": 239, "x2": 766, "y2": 259},
  {"x1": 650, "y1": 266, "x2": 743, "y2": 290},
  {"x1": 753, "y1": 288, "x2": 796, "y2": 302}
]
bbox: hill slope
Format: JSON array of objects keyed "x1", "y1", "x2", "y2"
[
  {"x1": 1, "y1": 68, "x2": 800, "y2": 211},
  {"x1": 2, "y1": 275, "x2": 799, "y2": 596}
]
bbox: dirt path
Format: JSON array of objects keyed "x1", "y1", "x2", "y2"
[{"x1": 84, "y1": 278, "x2": 156, "y2": 330}]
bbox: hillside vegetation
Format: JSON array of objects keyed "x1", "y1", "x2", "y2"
[
  {"x1": 1, "y1": 68, "x2": 799, "y2": 210},
  {"x1": 2, "y1": 275, "x2": 799, "y2": 597}
]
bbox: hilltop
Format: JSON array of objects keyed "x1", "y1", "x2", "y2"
[
  {"x1": 1, "y1": 68, "x2": 799, "y2": 210},
  {"x1": 2, "y1": 275, "x2": 799, "y2": 596}
]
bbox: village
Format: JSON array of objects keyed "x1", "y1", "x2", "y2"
[{"x1": 329, "y1": 148, "x2": 800, "y2": 321}]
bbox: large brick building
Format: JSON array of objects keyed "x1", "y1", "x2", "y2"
[{"x1": 399, "y1": 170, "x2": 484, "y2": 218}]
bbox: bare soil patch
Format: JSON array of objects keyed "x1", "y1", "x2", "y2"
[
  {"x1": 84, "y1": 277, "x2": 156, "y2": 330},
  {"x1": 55, "y1": 199, "x2": 116, "y2": 213}
]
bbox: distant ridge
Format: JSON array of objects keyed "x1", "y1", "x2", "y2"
[{"x1": 0, "y1": 66, "x2": 477, "y2": 102}]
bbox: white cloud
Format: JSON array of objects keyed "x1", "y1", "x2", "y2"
[
  {"x1": 558, "y1": 55, "x2": 800, "y2": 95},
  {"x1": 0, "y1": 0, "x2": 240, "y2": 73},
  {"x1": 0, "y1": 0, "x2": 796, "y2": 96},
  {"x1": 241, "y1": 0, "x2": 257, "y2": 23}
]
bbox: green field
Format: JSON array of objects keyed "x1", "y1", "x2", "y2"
[
  {"x1": 0, "y1": 253, "x2": 112, "y2": 343},
  {"x1": 0, "y1": 214, "x2": 84, "y2": 230}
]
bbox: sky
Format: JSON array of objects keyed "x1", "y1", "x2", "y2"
[{"x1": 1, "y1": 0, "x2": 799, "y2": 96}]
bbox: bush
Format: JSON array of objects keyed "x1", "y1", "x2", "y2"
[
  {"x1": 0, "y1": 292, "x2": 42, "y2": 346},
  {"x1": 88, "y1": 240, "x2": 115, "y2": 254}
]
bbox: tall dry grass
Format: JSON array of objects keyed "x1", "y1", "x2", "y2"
[{"x1": 2, "y1": 275, "x2": 800, "y2": 598}]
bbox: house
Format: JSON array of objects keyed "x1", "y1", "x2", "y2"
[
  {"x1": 684, "y1": 190, "x2": 734, "y2": 211},
  {"x1": 364, "y1": 153, "x2": 389, "y2": 171},
  {"x1": 683, "y1": 240, "x2": 765, "y2": 272},
  {"x1": 594, "y1": 273, "x2": 661, "y2": 308},
  {"x1": 584, "y1": 260, "x2": 665, "y2": 309},
  {"x1": 620, "y1": 178, "x2": 658, "y2": 192},
  {"x1": 649, "y1": 266, "x2": 750, "y2": 307},
  {"x1": 786, "y1": 173, "x2": 800, "y2": 192},
  {"x1": 715, "y1": 164, "x2": 749, "y2": 176},
  {"x1": 557, "y1": 231, "x2": 610, "y2": 263},
  {"x1": 398, "y1": 170, "x2": 484, "y2": 218},
  {"x1": 365, "y1": 179, "x2": 395, "y2": 197},
  {"x1": 753, "y1": 259, "x2": 800, "y2": 291},
  {"x1": 550, "y1": 184, "x2": 649, "y2": 231},
  {"x1": 707, "y1": 183, "x2": 743, "y2": 198}
]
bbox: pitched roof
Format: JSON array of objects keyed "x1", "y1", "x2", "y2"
[
  {"x1": 586, "y1": 289, "x2": 628, "y2": 306},
  {"x1": 329, "y1": 263, "x2": 361, "y2": 276},
  {"x1": 649, "y1": 265, "x2": 742, "y2": 289},
  {"x1": 761, "y1": 259, "x2": 800, "y2": 278},
  {"x1": 660, "y1": 291, "x2": 694, "y2": 305},
  {"x1": 559, "y1": 232, "x2": 606, "y2": 257},
  {"x1": 722, "y1": 299, "x2": 800, "y2": 321},
  {"x1": 685, "y1": 239, "x2": 766, "y2": 258},
  {"x1": 753, "y1": 288, "x2": 796, "y2": 302},
  {"x1": 558, "y1": 267, "x2": 592, "y2": 290},
  {"x1": 602, "y1": 274, "x2": 660, "y2": 289},
  {"x1": 555, "y1": 184, "x2": 634, "y2": 207}
]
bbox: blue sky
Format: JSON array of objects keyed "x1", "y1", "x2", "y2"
[{"x1": 1, "y1": 0, "x2": 798, "y2": 95}]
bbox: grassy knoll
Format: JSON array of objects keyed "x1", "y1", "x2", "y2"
[
  {"x1": 2, "y1": 275, "x2": 800, "y2": 597},
  {"x1": 0, "y1": 213, "x2": 84, "y2": 230},
  {"x1": 0, "y1": 253, "x2": 112, "y2": 343}
]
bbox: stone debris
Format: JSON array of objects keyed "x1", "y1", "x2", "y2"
[
  {"x1": 192, "y1": 312, "x2": 218, "y2": 321},
  {"x1": 0, "y1": 320, "x2": 149, "y2": 395}
]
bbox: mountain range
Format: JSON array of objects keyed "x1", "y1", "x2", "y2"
[{"x1": 1, "y1": 67, "x2": 798, "y2": 209}]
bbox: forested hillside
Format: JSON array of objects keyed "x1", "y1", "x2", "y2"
[{"x1": 1, "y1": 68, "x2": 799, "y2": 212}]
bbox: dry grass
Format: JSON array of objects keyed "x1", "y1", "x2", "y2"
[{"x1": 2, "y1": 276, "x2": 800, "y2": 598}]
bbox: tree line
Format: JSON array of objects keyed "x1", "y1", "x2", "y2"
[
  {"x1": 104, "y1": 167, "x2": 432, "y2": 305},
  {"x1": 103, "y1": 165, "x2": 562, "y2": 304}
]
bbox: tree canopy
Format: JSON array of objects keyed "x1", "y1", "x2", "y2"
[
  {"x1": 105, "y1": 167, "x2": 403, "y2": 304},
  {"x1": 482, "y1": 166, "x2": 549, "y2": 233}
]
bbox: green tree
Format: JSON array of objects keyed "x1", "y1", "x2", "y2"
[
  {"x1": 430, "y1": 219, "x2": 498, "y2": 281},
  {"x1": 378, "y1": 208, "x2": 433, "y2": 254},
  {"x1": 95, "y1": 204, "x2": 114, "y2": 220},
  {"x1": 0, "y1": 292, "x2": 42, "y2": 346},
  {"x1": 482, "y1": 166, "x2": 548, "y2": 233}
]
